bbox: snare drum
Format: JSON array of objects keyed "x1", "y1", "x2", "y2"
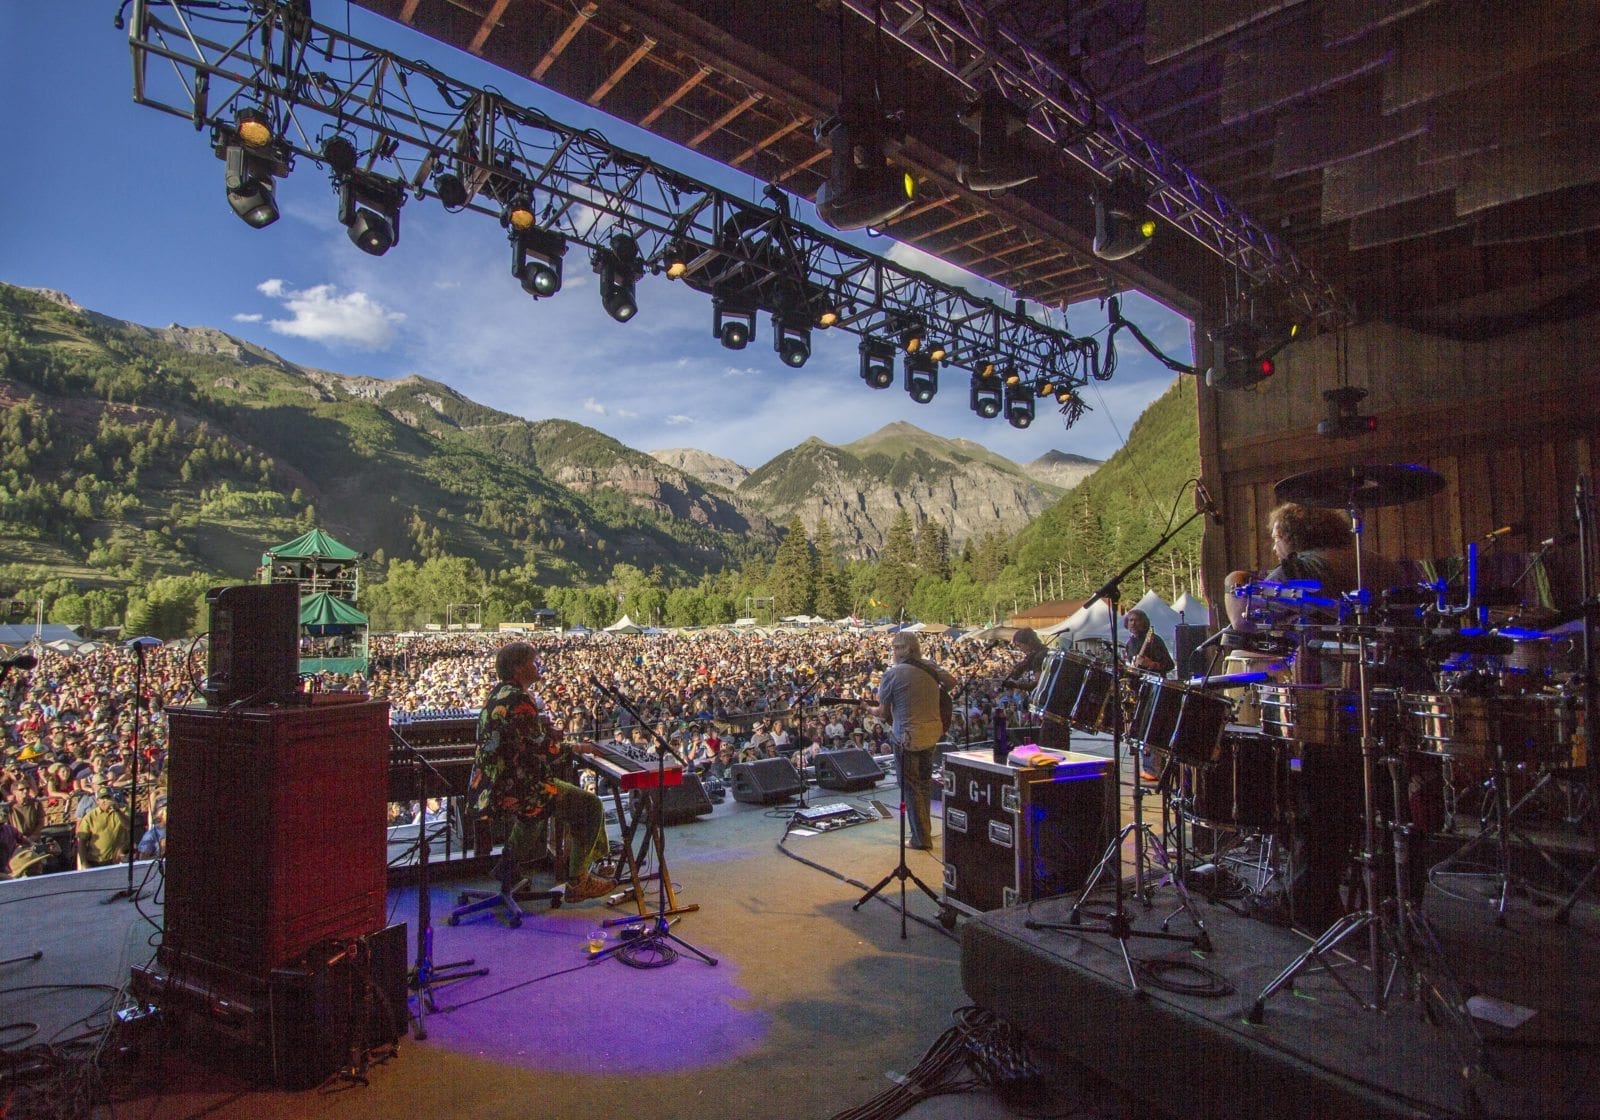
[
  {"x1": 1183, "y1": 731, "x2": 1281, "y2": 833},
  {"x1": 1405, "y1": 691, "x2": 1578, "y2": 767},
  {"x1": 1029, "y1": 650, "x2": 1117, "y2": 734},
  {"x1": 1130, "y1": 678, "x2": 1231, "y2": 767}
]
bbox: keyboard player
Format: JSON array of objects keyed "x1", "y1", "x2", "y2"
[{"x1": 470, "y1": 642, "x2": 615, "y2": 902}]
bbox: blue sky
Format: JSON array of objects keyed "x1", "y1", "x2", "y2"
[{"x1": 0, "y1": 2, "x2": 1194, "y2": 470}]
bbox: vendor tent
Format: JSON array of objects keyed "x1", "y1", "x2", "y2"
[
  {"x1": 604, "y1": 615, "x2": 645, "y2": 634},
  {"x1": 1171, "y1": 592, "x2": 1209, "y2": 623}
]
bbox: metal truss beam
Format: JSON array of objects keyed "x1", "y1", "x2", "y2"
[
  {"x1": 840, "y1": 0, "x2": 1353, "y2": 324},
  {"x1": 127, "y1": 0, "x2": 1108, "y2": 424}
]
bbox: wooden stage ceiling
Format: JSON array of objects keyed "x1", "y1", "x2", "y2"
[{"x1": 354, "y1": 0, "x2": 1600, "y2": 333}]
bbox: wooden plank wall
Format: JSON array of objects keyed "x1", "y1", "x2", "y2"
[{"x1": 1195, "y1": 310, "x2": 1600, "y2": 619}]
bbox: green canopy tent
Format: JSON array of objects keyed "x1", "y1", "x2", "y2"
[
  {"x1": 260, "y1": 528, "x2": 365, "y2": 600},
  {"x1": 299, "y1": 591, "x2": 369, "y2": 676}
]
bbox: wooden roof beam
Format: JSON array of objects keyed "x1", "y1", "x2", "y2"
[
  {"x1": 466, "y1": 0, "x2": 512, "y2": 56},
  {"x1": 531, "y1": 1, "x2": 598, "y2": 82},
  {"x1": 687, "y1": 91, "x2": 763, "y2": 149},
  {"x1": 731, "y1": 117, "x2": 809, "y2": 167},
  {"x1": 640, "y1": 63, "x2": 713, "y2": 129},
  {"x1": 880, "y1": 192, "x2": 955, "y2": 228},
  {"x1": 775, "y1": 148, "x2": 828, "y2": 183},
  {"x1": 588, "y1": 37, "x2": 658, "y2": 106},
  {"x1": 398, "y1": 0, "x2": 421, "y2": 22}
]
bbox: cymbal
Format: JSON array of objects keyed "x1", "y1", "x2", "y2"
[{"x1": 1274, "y1": 463, "x2": 1446, "y2": 510}]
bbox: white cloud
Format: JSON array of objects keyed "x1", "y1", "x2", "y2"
[
  {"x1": 232, "y1": 313, "x2": 263, "y2": 323},
  {"x1": 255, "y1": 279, "x2": 404, "y2": 349},
  {"x1": 581, "y1": 398, "x2": 639, "y2": 419},
  {"x1": 664, "y1": 414, "x2": 695, "y2": 425}
]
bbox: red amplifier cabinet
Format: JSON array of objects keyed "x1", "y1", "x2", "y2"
[
  {"x1": 940, "y1": 748, "x2": 1111, "y2": 914},
  {"x1": 163, "y1": 701, "x2": 389, "y2": 976}
]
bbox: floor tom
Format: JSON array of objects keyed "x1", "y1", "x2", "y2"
[
  {"x1": 1130, "y1": 678, "x2": 1231, "y2": 767},
  {"x1": 1183, "y1": 731, "x2": 1281, "y2": 833},
  {"x1": 1029, "y1": 650, "x2": 1118, "y2": 734}
]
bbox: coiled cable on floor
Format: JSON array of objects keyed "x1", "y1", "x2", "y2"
[{"x1": 1132, "y1": 955, "x2": 1236, "y2": 997}]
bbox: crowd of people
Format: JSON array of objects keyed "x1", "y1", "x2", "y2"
[{"x1": 1, "y1": 626, "x2": 1039, "y2": 879}]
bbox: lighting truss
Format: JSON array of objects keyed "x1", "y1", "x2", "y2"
[
  {"x1": 125, "y1": 0, "x2": 1106, "y2": 416},
  {"x1": 838, "y1": 0, "x2": 1354, "y2": 325}
]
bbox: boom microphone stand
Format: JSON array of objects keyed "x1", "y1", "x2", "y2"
[
  {"x1": 393, "y1": 728, "x2": 486, "y2": 1037},
  {"x1": 587, "y1": 677, "x2": 716, "y2": 967},
  {"x1": 1026, "y1": 491, "x2": 1213, "y2": 988}
]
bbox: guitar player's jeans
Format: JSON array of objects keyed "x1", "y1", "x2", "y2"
[{"x1": 897, "y1": 745, "x2": 935, "y2": 850}]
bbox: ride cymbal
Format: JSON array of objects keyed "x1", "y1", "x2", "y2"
[{"x1": 1274, "y1": 463, "x2": 1446, "y2": 510}]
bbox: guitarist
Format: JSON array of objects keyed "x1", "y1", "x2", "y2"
[{"x1": 875, "y1": 633, "x2": 958, "y2": 852}]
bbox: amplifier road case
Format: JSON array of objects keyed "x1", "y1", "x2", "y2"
[{"x1": 940, "y1": 748, "x2": 1111, "y2": 915}]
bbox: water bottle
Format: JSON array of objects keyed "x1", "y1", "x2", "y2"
[{"x1": 991, "y1": 705, "x2": 1009, "y2": 765}]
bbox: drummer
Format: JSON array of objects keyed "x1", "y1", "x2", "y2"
[{"x1": 1125, "y1": 610, "x2": 1175, "y2": 782}]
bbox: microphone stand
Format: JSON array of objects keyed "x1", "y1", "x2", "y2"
[
  {"x1": 586, "y1": 677, "x2": 716, "y2": 967},
  {"x1": 106, "y1": 638, "x2": 157, "y2": 904},
  {"x1": 393, "y1": 728, "x2": 486, "y2": 1037},
  {"x1": 1026, "y1": 502, "x2": 1212, "y2": 989}
]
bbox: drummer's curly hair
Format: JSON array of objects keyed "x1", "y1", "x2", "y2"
[{"x1": 1268, "y1": 503, "x2": 1350, "y2": 552}]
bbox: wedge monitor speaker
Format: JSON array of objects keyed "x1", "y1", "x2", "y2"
[
  {"x1": 728, "y1": 758, "x2": 806, "y2": 804},
  {"x1": 815, "y1": 748, "x2": 884, "y2": 792}
]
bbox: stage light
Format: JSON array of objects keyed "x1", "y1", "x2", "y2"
[
  {"x1": 773, "y1": 314, "x2": 811, "y2": 368},
  {"x1": 503, "y1": 192, "x2": 536, "y2": 232},
  {"x1": 1206, "y1": 319, "x2": 1297, "y2": 390},
  {"x1": 1317, "y1": 386, "x2": 1377, "y2": 438},
  {"x1": 860, "y1": 338, "x2": 895, "y2": 389},
  {"x1": 814, "y1": 114, "x2": 916, "y2": 231},
  {"x1": 1004, "y1": 382, "x2": 1035, "y2": 428},
  {"x1": 433, "y1": 171, "x2": 468, "y2": 210},
  {"x1": 337, "y1": 173, "x2": 405, "y2": 255},
  {"x1": 928, "y1": 341, "x2": 948, "y2": 362},
  {"x1": 816, "y1": 305, "x2": 840, "y2": 329},
  {"x1": 594, "y1": 233, "x2": 644, "y2": 323},
  {"x1": 905, "y1": 352, "x2": 938, "y2": 404},
  {"x1": 957, "y1": 92, "x2": 1037, "y2": 194},
  {"x1": 900, "y1": 323, "x2": 926, "y2": 354},
  {"x1": 321, "y1": 134, "x2": 358, "y2": 176},
  {"x1": 214, "y1": 138, "x2": 282, "y2": 230},
  {"x1": 511, "y1": 226, "x2": 566, "y2": 297},
  {"x1": 1003, "y1": 366, "x2": 1021, "y2": 386},
  {"x1": 235, "y1": 107, "x2": 274, "y2": 149},
  {"x1": 662, "y1": 240, "x2": 690, "y2": 279},
  {"x1": 713, "y1": 299, "x2": 755, "y2": 350},
  {"x1": 1035, "y1": 378, "x2": 1054, "y2": 397},
  {"x1": 1093, "y1": 175, "x2": 1156, "y2": 261},
  {"x1": 969, "y1": 373, "x2": 1002, "y2": 418}
]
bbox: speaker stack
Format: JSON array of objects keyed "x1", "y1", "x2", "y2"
[{"x1": 202, "y1": 583, "x2": 302, "y2": 706}]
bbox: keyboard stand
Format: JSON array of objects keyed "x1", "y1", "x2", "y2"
[{"x1": 597, "y1": 779, "x2": 699, "y2": 924}]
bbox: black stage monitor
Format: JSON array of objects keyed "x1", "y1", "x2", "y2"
[{"x1": 203, "y1": 583, "x2": 301, "y2": 707}]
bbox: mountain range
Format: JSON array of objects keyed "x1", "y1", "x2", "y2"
[{"x1": 0, "y1": 284, "x2": 1100, "y2": 589}]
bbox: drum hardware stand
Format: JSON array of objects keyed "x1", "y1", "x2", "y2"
[
  {"x1": 1027, "y1": 497, "x2": 1214, "y2": 989},
  {"x1": 588, "y1": 679, "x2": 716, "y2": 967},
  {"x1": 393, "y1": 730, "x2": 487, "y2": 1038},
  {"x1": 1247, "y1": 486, "x2": 1485, "y2": 1111},
  {"x1": 1430, "y1": 731, "x2": 1581, "y2": 923},
  {"x1": 1555, "y1": 473, "x2": 1598, "y2": 923}
]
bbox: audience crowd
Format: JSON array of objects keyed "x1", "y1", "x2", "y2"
[{"x1": 2, "y1": 627, "x2": 1036, "y2": 878}]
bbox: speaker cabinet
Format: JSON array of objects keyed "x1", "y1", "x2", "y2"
[
  {"x1": 814, "y1": 748, "x2": 884, "y2": 792},
  {"x1": 728, "y1": 758, "x2": 806, "y2": 804},
  {"x1": 163, "y1": 702, "x2": 390, "y2": 975},
  {"x1": 203, "y1": 583, "x2": 302, "y2": 706},
  {"x1": 132, "y1": 922, "x2": 407, "y2": 1090},
  {"x1": 940, "y1": 748, "x2": 1111, "y2": 914},
  {"x1": 640, "y1": 772, "x2": 715, "y2": 824}
]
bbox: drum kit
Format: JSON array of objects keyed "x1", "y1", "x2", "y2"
[{"x1": 1029, "y1": 462, "x2": 1594, "y2": 1069}]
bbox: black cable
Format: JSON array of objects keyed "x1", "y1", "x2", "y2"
[{"x1": 1131, "y1": 955, "x2": 1236, "y2": 997}]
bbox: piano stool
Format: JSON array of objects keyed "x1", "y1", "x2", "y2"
[{"x1": 447, "y1": 821, "x2": 570, "y2": 929}]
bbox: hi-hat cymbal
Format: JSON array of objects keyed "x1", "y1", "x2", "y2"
[{"x1": 1275, "y1": 463, "x2": 1446, "y2": 509}]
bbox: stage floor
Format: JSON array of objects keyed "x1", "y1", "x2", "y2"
[{"x1": 4, "y1": 739, "x2": 1595, "y2": 1120}]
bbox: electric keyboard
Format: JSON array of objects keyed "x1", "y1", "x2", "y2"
[{"x1": 578, "y1": 739, "x2": 684, "y2": 792}]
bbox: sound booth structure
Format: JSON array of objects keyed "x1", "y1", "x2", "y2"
[
  {"x1": 814, "y1": 748, "x2": 884, "y2": 793},
  {"x1": 939, "y1": 748, "x2": 1112, "y2": 915},
  {"x1": 728, "y1": 757, "x2": 807, "y2": 804}
]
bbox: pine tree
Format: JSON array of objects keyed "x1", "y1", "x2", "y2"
[{"x1": 769, "y1": 515, "x2": 815, "y2": 617}]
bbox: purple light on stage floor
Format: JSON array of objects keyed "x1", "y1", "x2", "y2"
[{"x1": 397, "y1": 888, "x2": 766, "y2": 1073}]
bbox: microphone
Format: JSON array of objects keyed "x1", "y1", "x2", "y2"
[
  {"x1": 1194, "y1": 480, "x2": 1221, "y2": 525},
  {"x1": 1540, "y1": 531, "x2": 1579, "y2": 549},
  {"x1": 1482, "y1": 524, "x2": 1521, "y2": 541},
  {"x1": 2, "y1": 654, "x2": 38, "y2": 671}
]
